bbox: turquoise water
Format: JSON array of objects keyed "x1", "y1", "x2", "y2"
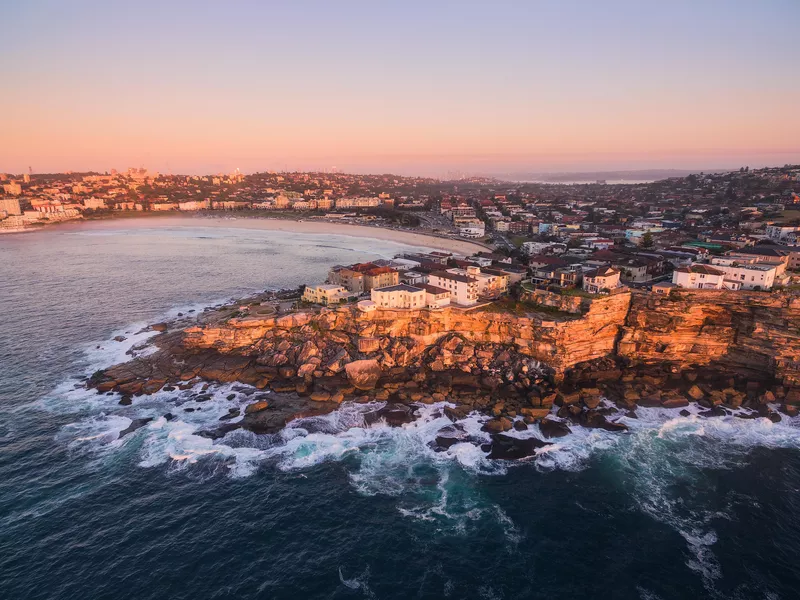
[{"x1": 1, "y1": 220, "x2": 800, "y2": 599}]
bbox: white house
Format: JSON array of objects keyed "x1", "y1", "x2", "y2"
[
  {"x1": 672, "y1": 265, "x2": 736, "y2": 290},
  {"x1": 582, "y1": 267, "x2": 621, "y2": 294}
]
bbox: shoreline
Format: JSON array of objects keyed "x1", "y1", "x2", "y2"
[{"x1": 8, "y1": 214, "x2": 493, "y2": 255}]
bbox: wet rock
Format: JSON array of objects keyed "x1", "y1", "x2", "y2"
[
  {"x1": 444, "y1": 405, "x2": 470, "y2": 422},
  {"x1": 195, "y1": 423, "x2": 241, "y2": 440},
  {"x1": 539, "y1": 417, "x2": 571, "y2": 439},
  {"x1": 244, "y1": 400, "x2": 269, "y2": 414},
  {"x1": 150, "y1": 323, "x2": 168, "y2": 332},
  {"x1": 113, "y1": 335, "x2": 127, "y2": 342},
  {"x1": 430, "y1": 424, "x2": 467, "y2": 451},
  {"x1": 364, "y1": 403, "x2": 416, "y2": 427},
  {"x1": 513, "y1": 420, "x2": 528, "y2": 431},
  {"x1": 226, "y1": 393, "x2": 236, "y2": 401},
  {"x1": 486, "y1": 433, "x2": 551, "y2": 460},
  {"x1": 219, "y1": 408, "x2": 241, "y2": 421},
  {"x1": 699, "y1": 405, "x2": 728, "y2": 418},
  {"x1": 164, "y1": 413, "x2": 175, "y2": 421},
  {"x1": 579, "y1": 410, "x2": 628, "y2": 432},
  {"x1": 118, "y1": 418, "x2": 153, "y2": 439},
  {"x1": 118, "y1": 396, "x2": 132, "y2": 406}
]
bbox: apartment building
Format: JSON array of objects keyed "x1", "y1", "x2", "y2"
[
  {"x1": 428, "y1": 271, "x2": 479, "y2": 306},
  {"x1": 302, "y1": 284, "x2": 352, "y2": 305},
  {"x1": 371, "y1": 284, "x2": 426, "y2": 309}
]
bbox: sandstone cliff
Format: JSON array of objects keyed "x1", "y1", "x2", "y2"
[{"x1": 618, "y1": 290, "x2": 800, "y2": 387}]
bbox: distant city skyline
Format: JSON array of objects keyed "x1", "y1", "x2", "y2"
[{"x1": 2, "y1": 0, "x2": 798, "y2": 176}]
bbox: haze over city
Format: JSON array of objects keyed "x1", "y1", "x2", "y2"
[{"x1": 2, "y1": 0, "x2": 798, "y2": 177}]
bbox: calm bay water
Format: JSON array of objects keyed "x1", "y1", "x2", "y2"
[{"x1": 1, "y1": 219, "x2": 799, "y2": 600}]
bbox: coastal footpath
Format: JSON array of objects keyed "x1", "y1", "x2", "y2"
[{"x1": 91, "y1": 289, "x2": 800, "y2": 454}]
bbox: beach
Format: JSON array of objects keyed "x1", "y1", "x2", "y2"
[{"x1": 41, "y1": 214, "x2": 493, "y2": 256}]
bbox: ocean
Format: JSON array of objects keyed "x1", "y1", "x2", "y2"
[{"x1": 1, "y1": 219, "x2": 799, "y2": 600}]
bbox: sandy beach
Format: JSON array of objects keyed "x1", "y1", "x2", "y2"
[{"x1": 37, "y1": 214, "x2": 494, "y2": 255}]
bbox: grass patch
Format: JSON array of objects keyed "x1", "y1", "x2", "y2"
[{"x1": 479, "y1": 298, "x2": 576, "y2": 319}]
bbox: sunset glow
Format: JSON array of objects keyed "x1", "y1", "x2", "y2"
[{"x1": 2, "y1": 0, "x2": 798, "y2": 175}]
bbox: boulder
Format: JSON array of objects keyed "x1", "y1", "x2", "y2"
[
  {"x1": 784, "y1": 389, "x2": 800, "y2": 406},
  {"x1": 482, "y1": 417, "x2": 513, "y2": 433},
  {"x1": 444, "y1": 405, "x2": 470, "y2": 422},
  {"x1": 150, "y1": 323, "x2": 168, "y2": 332},
  {"x1": 662, "y1": 396, "x2": 690, "y2": 409},
  {"x1": 513, "y1": 420, "x2": 528, "y2": 431},
  {"x1": 345, "y1": 359, "x2": 382, "y2": 390},
  {"x1": 520, "y1": 407, "x2": 551, "y2": 419},
  {"x1": 687, "y1": 385, "x2": 705, "y2": 401},
  {"x1": 310, "y1": 391, "x2": 331, "y2": 402},
  {"x1": 539, "y1": 417, "x2": 571, "y2": 439},
  {"x1": 96, "y1": 381, "x2": 117, "y2": 393},
  {"x1": 244, "y1": 400, "x2": 269, "y2": 414}
]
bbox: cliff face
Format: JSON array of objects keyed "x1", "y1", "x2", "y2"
[
  {"x1": 180, "y1": 288, "x2": 800, "y2": 385},
  {"x1": 183, "y1": 292, "x2": 633, "y2": 376},
  {"x1": 618, "y1": 290, "x2": 800, "y2": 387}
]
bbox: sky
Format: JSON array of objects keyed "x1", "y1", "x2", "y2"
[{"x1": 1, "y1": 0, "x2": 799, "y2": 177}]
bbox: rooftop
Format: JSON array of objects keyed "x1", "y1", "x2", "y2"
[
  {"x1": 373, "y1": 283, "x2": 423, "y2": 293},
  {"x1": 430, "y1": 271, "x2": 477, "y2": 284}
]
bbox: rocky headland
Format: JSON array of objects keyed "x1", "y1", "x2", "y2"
[{"x1": 90, "y1": 288, "x2": 800, "y2": 459}]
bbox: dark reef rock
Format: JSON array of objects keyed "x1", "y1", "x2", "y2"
[
  {"x1": 118, "y1": 418, "x2": 154, "y2": 439},
  {"x1": 486, "y1": 434, "x2": 551, "y2": 460}
]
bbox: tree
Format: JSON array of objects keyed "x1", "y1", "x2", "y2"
[{"x1": 641, "y1": 231, "x2": 654, "y2": 249}]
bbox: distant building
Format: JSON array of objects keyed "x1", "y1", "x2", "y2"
[
  {"x1": 82, "y1": 198, "x2": 107, "y2": 210},
  {"x1": 765, "y1": 225, "x2": 800, "y2": 243},
  {"x1": 335, "y1": 197, "x2": 380, "y2": 209},
  {"x1": 2, "y1": 181, "x2": 22, "y2": 195},
  {"x1": 0, "y1": 198, "x2": 22, "y2": 216},
  {"x1": 179, "y1": 200, "x2": 211, "y2": 211}
]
